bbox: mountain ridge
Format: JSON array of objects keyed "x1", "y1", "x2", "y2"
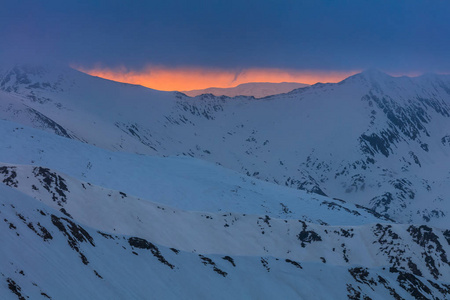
[{"x1": 182, "y1": 81, "x2": 309, "y2": 98}]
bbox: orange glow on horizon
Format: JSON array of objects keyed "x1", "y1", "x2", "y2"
[{"x1": 73, "y1": 65, "x2": 361, "y2": 91}]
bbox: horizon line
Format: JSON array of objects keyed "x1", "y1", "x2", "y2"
[
  {"x1": 70, "y1": 64, "x2": 445, "y2": 92},
  {"x1": 73, "y1": 65, "x2": 362, "y2": 91}
]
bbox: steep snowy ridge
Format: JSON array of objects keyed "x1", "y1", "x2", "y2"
[{"x1": 0, "y1": 90, "x2": 79, "y2": 140}]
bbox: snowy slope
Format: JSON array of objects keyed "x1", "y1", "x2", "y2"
[
  {"x1": 0, "y1": 161, "x2": 447, "y2": 271},
  {"x1": 0, "y1": 162, "x2": 389, "y2": 257},
  {"x1": 0, "y1": 119, "x2": 386, "y2": 226},
  {"x1": 183, "y1": 82, "x2": 309, "y2": 98},
  {"x1": 1, "y1": 183, "x2": 338, "y2": 300},
  {"x1": 2, "y1": 165, "x2": 450, "y2": 299},
  {"x1": 1, "y1": 65, "x2": 450, "y2": 225}
]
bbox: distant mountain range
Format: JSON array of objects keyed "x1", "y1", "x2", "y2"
[
  {"x1": 1, "y1": 64, "x2": 450, "y2": 299},
  {"x1": 183, "y1": 81, "x2": 309, "y2": 98}
]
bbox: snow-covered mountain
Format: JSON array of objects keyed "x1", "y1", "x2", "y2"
[
  {"x1": 1, "y1": 64, "x2": 450, "y2": 298},
  {"x1": 1, "y1": 65, "x2": 449, "y2": 225},
  {"x1": 183, "y1": 82, "x2": 309, "y2": 98}
]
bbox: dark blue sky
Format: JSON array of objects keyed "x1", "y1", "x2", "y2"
[{"x1": 2, "y1": 0, "x2": 450, "y2": 74}]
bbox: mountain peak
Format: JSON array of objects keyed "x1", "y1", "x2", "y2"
[
  {"x1": 357, "y1": 68, "x2": 393, "y2": 82},
  {"x1": 360, "y1": 68, "x2": 389, "y2": 77},
  {"x1": 341, "y1": 68, "x2": 392, "y2": 85}
]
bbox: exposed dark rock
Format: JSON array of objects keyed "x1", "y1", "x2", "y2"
[
  {"x1": 346, "y1": 283, "x2": 371, "y2": 300},
  {"x1": 348, "y1": 267, "x2": 377, "y2": 287},
  {"x1": 6, "y1": 278, "x2": 26, "y2": 300},
  {"x1": 407, "y1": 225, "x2": 449, "y2": 279},
  {"x1": 51, "y1": 214, "x2": 94, "y2": 265},
  {"x1": 94, "y1": 270, "x2": 103, "y2": 279},
  {"x1": 285, "y1": 259, "x2": 302, "y2": 269},
  {"x1": 0, "y1": 166, "x2": 19, "y2": 187},
  {"x1": 222, "y1": 256, "x2": 236, "y2": 267},
  {"x1": 33, "y1": 167, "x2": 69, "y2": 205},
  {"x1": 260, "y1": 257, "x2": 270, "y2": 272},
  {"x1": 321, "y1": 200, "x2": 361, "y2": 216},
  {"x1": 169, "y1": 248, "x2": 180, "y2": 254},
  {"x1": 97, "y1": 231, "x2": 115, "y2": 239},
  {"x1": 128, "y1": 237, "x2": 174, "y2": 269},
  {"x1": 198, "y1": 255, "x2": 227, "y2": 277},
  {"x1": 377, "y1": 275, "x2": 404, "y2": 300},
  {"x1": 59, "y1": 208, "x2": 72, "y2": 219},
  {"x1": 443, "y1": 230, "x2": 450, "y2": 246},
  {"x1": 14, "y1": 212, "x2": 53, "y2": 241},
  {"x1": 396, "y1": 270, "x2": 433, "y2": 299},
  {"x1": 297, "y1": 223, "x2": 322, "y2": 248}
]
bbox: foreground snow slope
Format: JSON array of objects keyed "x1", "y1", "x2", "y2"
[
  {"x1": 1, "y1": 162, "x2": 449, "y2": 275},
  {"x1": 1, "y1": 65, "x2": 450, "y2": 225},
  {"x1": 2, "y1": 170, "x2": 450, "y2": 299},
  {"x1": 0, "y1": 184, "x2": 339, "y2": 300}
]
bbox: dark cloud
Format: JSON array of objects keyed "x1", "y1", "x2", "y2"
[{"x1": 1, "y1": 0, "x2": 450, "y2": 73}]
